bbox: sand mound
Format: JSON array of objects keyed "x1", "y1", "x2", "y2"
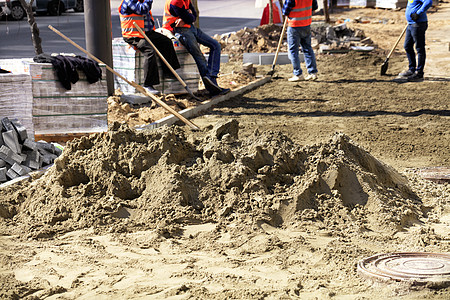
[{"x1": 0, "y1": 121, "x2": 423, "y2": 239}]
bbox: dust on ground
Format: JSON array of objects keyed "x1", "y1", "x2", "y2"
[{"x1": 0, "y1": 3, "x2": 450, "y2": 300}]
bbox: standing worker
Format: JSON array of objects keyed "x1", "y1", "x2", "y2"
[
  {"x1": 162, "y1": 0, "x2": 230, "y2": 96},
  {"x1": 398, "y1": 0, "x2": 433, "y2": 82},
  {"x1": 282, "y1": 0, "x2": 319, "y2": 82},
  {"x1": 119, "y1": 0, "x2": 181, "y2": 95}
]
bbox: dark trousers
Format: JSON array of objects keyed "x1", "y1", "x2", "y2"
[
  {"x1": 125, "y1": 30, "x2": 180, "y2": 87},
  {"x1": 404, "y1": 22, "x2": 428, "y2": 75}
]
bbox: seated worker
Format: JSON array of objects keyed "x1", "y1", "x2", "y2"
[
  {"x1": 119, "y1": 0, "x2": 180, "y2": 95},
  {"x1": 162, "y1": 0, "x2": 230, "y2": 96}
]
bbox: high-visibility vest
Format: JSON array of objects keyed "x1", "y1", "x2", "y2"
[
  {"x1": 287, "y1": 0, "x2": 312, "y2": 27},
  {"x1": 119, "y1": 0, "x2": 155, "y2": 38},
  {"x1": 163, "y1": 0, "x2": 191, "y2": 32}
]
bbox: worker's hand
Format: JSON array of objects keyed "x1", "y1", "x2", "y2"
[{"x1": 410, "y1": 13, "x2": 419, "y2": 21}]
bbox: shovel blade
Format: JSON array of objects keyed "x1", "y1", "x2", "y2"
[{"x1": 380, "y1": 59, "x2": 389, "y2": 75}]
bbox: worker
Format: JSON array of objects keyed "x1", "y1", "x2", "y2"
[
  {"x1": 162, "y1": 0, "x2": 230, "y2": 96},
  {"x1": 119, "y1": 0, "x2": 180, "y2": 95},
  {"x1": 398, "y1": 0, "x2": 433, "y2": 82},
  {"x1": 282, "y1": 0, "x2": 319, "y2": 82}
]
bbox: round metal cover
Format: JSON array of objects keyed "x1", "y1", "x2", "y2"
[
  {"x1": 357, "y1": 252, "x2": 450, "y2": 284},
  {"x1": 418, "y1": 167, "x2": 450, "y2": 183}
]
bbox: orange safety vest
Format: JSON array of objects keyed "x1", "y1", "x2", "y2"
[
  {"x1": 163, "y1": 0, "x2": 191, "y2": 32},
  {"x1": 287, "y1": 0, "x2": 312, "y2": 28},
  {"x1": 119, "y1": 0, "x2": 155, "y2": 38}
]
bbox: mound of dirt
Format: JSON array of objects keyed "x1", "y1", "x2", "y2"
[
  {"x1": 0, "y1": 120, "x2": 423, "y2": 239},
  {"x1": 212, "y1": 22, "x2": 368, "y2": 61}
]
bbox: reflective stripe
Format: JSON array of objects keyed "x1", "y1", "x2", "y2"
[
  {"x1": 121, "y1": 28, "x2": 140, "y2": 32},
  {"x1": 120, "y1": 16, "x2": 145, "y2": 22},
  {"x1": 291, "y1": 6, "x2": 312, "y2": 12},
  {"x1": 290, "y1": 16, "x2": 312, "y2": 21}
]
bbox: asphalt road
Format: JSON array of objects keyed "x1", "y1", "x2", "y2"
[{"x1": 0, "y1": 1, "x2": 262, "y2": 59}]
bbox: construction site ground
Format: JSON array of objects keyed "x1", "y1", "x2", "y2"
[{"x1": 0, "y1": 3, "x2": 449, "y2": 300}]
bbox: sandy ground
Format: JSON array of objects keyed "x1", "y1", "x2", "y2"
[{"x1": 0, "y1": 3, "x2": 449, "y2": 300}]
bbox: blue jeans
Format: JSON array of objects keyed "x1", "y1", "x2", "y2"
[
  {"x1": 404, "y1": 22, "x2": 428, "y2": 75},
  {"x1": 287, "y1": 25, "x2": 318, "y2": 76},
  {"x1": 174, "y1": 26, "x2": 221, "y2": 80}
]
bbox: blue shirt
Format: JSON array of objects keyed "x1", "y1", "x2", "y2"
[
  {"x1": 405, "y1": 0, "x2": 432, "y2": 24},
  {"x1": 119, "y1": 0, "x2": 154, "y2": 31}
]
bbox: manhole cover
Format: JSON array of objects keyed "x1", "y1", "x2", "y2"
[
  {"x1": 418, "y1": 167, "x2": 450, "y2": 183},
  {"x1": 358, "y1": 252, "x2": 450, "y2": 284}
]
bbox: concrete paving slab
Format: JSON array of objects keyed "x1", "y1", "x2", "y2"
[{"x1": 0, "y1": 145, "x2": 24, "y2": 165}]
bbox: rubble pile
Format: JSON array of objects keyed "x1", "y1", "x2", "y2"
[
  {"x1": 211, "y1": 22, "x2": 374, "y2": 61},
  {"x1": 0, "y1": 117, "x2": 62, "y2": 184}
]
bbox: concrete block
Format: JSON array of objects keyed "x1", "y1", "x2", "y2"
[
  {"x1": 38, "y1": 148, "x2": 57, "y2": 165},
  {"x1": 204, "y1": 54, "x2": 229, "y2": 63},
  {"x1": 259, "y1": 53, "x2": 296, "y2": 65},
  {"x1": 37, "y1": 141, "x2": 55, "y2": 154},
  {"x1": 1, "y1": 117, "x2": 15, "y2": 132},
  {"x1": 0, "y1": 145, "x2": 24, "y2": 165},
  {"x1": 0, "y1": 167, "x2": 6, "y2": 182},
  {"x1": 24, "y1": 157, "x2": 40, "y2": 170},
  {"x1": 11, "y1": 118, "x2": 28, "y2": 143},
  {"x1": 23, "y1": 139, "x2": 38, "y2": 151},
  {"x1": 0, "y1": 159, "x2": 5, "y2": 168},
  {"x1": 6, "y1": 168, "x2": 19, "y2": 180},
  {"x1": 0, "y1": 133, "x2": 4, "y2": 147},
  {"x1": 243, "y1": 53, "x2": 261, "y2": 64},
  {"x1": 11, "y1": 163, "x2": 28, "y2": 176},
  {"x1": 2, "y1": 130, "x2": 21, "y2": 154}
]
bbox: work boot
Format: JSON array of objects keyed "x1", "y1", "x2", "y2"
[
  {"x1": 407, "y1": 72, "x2": 424, "y2": 82},
  {"x1": 398, "y1": 69, "x2": 414, "y2": 77},
  {"x1": 143, "y1": 85, "x2": 160, "y2": 95},
  {"x1": 202, "y1": 76, "x2": 222, "y2": 94},
  {"x1": 288, "y1": 75, "x2": 304, "y2": 82}
]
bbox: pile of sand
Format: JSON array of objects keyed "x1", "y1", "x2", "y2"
[{"x1": 0, "y1": 120, "x2": 423, "y2": 239}]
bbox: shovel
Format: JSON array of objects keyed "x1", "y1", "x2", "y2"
[
  {"x1": 48, "y1": 25, "x2": 200, "y2": 131},
  {"x1": 380, "y1": 24, "x2": 408, "y2": 76},
  {"x1": 133, "y1": 23, "x2": 202, "y2": 101},
  {"x1": 267, "y1": 18, "x2": 288, "y2": 76}
]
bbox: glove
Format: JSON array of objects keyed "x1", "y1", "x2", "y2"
[{"x1": 410, "y1": 13, "x2": 419, "y2": 21}]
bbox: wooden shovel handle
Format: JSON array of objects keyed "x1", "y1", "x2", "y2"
[
  {"x1": 133, "y1": 23, "x2": 188, "y2": 89},
  {"x1": 386, "y1": 24, "x2": 408, "y2": 59},
  {"x1": 48, "y1": 25, "x2": 200, "y2": 131},
  {"x1": 271, "y1": 18, "x2": 289, "y2": 69}
]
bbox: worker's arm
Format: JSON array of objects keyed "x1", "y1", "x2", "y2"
[
  {"x1": 169, "y1": 0, "x2": 196, "y2": 25},
  {"x1": 416, "y1": 0, "x2": 432, "y2": 15},
  {"x1": 282, "y1": 0, "x2": 297, "y2": 17}
]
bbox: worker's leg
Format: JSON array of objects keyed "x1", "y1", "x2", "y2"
[
  {"x1": 174, "y1": 27, "x2": 208, "y2": 77},
  {"x1": 403, "y1": 25, "x2": 416, "y2": 73},
  {"x1": 124, "y1": 37, "x2": 159, "y2": 87},
  {"x1": 298, "y1": 26, "x2": 318, "y2": 75},
  {"x1": 287, "y1": 26, "x2": 302, "y2": 76},
  {"x1": 193, "y1": 27, "x2": 221, "y2": 80},
  {"x1": 412, "y1": 22, "x2": 428, "y2": 75},
  {"x1": 146, "y1": 30, "x2": 180, "y2": 77}
]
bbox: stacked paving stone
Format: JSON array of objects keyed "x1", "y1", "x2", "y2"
[{"x1": 0, "y1": 117, "x2": 62, "y2": 184}]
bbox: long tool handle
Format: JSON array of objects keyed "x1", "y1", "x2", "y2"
[
  {"x1": 386, "y1": 24, "x2": 408, "y2": 59},
  {"x1": 48, "y1": 25, "x2": 200, "y2": 131},
  {"x1": 271, "y1": 18, "x2": 288, "y2": 71},
  {"x1": 133, "y1": 23, "x2": 187, "y2": 88}
]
